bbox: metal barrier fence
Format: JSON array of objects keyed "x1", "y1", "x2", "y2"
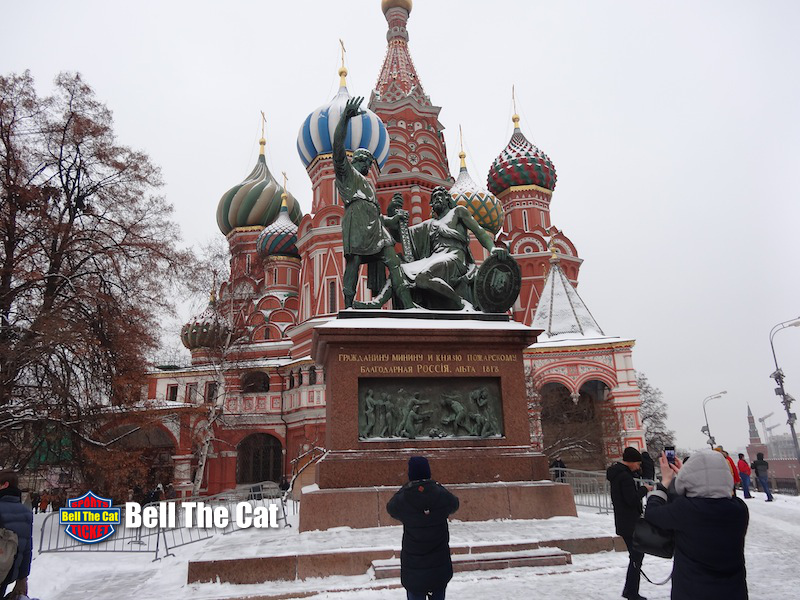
[
  {"x1": 550, "y1": 468, "x2": 654, "y2": 513},
  {"x1": 39, "y1": 481, "x2": 288, "y2": 560}
]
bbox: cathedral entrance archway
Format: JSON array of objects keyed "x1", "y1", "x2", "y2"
[
  {"x1": 236, "y1": 433, "x2": 282, "y2": 484},
  {"x1": 539, "y1": 379, "x2": 612, "y2": 470}
]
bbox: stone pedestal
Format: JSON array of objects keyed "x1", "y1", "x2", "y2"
[{"x1": 299, "y1": 315, "x2": 576, "y2": 531}]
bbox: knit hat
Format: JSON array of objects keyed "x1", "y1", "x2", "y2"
[
  {"x1": 675, "y1": 449, "x2": 733, "y2": 498},
  {"x1": 408, "y1": 456, "x2": 431, "y2": 481},
  {"x1": 622, "y1": 447, "x2": 642, "y2": 463}
]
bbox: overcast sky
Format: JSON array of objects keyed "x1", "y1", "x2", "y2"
[{"x1": 5, "y1": 0, "x2": 800, "y2": 454}]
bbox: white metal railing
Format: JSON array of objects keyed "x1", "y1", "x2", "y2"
[{"x1": 550, "y1": 468, "x2": 654, "y2": 513}]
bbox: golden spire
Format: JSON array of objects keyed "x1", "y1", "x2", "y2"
[
  {"x1": 547, "y1": 227, "x2": 561, "y2": 262},
  {"x1": 259, "y1": 111, "x2": 266, "y2": 155},
  {"x1": 338, "y1": 39, "x2": 348, "y2": 87},
  {"x1": 512, "y1": 85, "x2": 520, "y2": 130},
  {"x1": 281, "y1": 171, "x2": 289, "y2": 206},
  {"x1": 209, "y1": 270, "x2": 218, "y2": 303},
  {"x1": 458, "y1": 125, "x2": 466, "y2": 169}
]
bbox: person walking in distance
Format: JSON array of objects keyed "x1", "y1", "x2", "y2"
[
  {"x1": 737, "y1": 453, "x2": 753, "y2": 499},
  {"x1": 0, "y1": 471, "x2": 34, "y2": 599},
  {"x1": 549, "y1": 456, "x2": 567, "y2": 483},
  {"x1": 752, "y1": 452, "x2": 774, "y2": 502},
  {"x1": 387, "y1": 456, "x2": 460, "y2": 600},
  {"x1": 607, "y1": 447, "x2": 652, "y2": 600}
]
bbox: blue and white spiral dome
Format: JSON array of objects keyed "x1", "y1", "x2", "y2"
[{"x1": 297, "y1": 81, "x2": 390, "y2": 169}]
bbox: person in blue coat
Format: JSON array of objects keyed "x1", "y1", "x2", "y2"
[
  {"x1": 645, "y1": 450, "x2": 749, "y2": 599},
  {"x1": 387, "y1": 456, "x2": 460, "y2": 600},
  {"x1": 0, "y1": 471, "x2": 33, "y2": 599}
]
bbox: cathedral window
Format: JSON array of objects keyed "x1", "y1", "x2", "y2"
[
  {"x1": 242, "y1": 371, "x2": 270, "y2": 394},
  {"x1": 166, "y1": 384, "x2": 178, "y2": 403},
  {"x1": 308, "y1": 366, "x2": 317, "y2": 385},
  {"x1": 522, "y1": 211, "x2": 529, "y2": 232},
  {"x1": 328, "y1": 280, "x2": 337, "y2": 313},
  {"x1": 205, "y1": 381, "x2": 218, "y2": 404},
  {"x1": 186, "y1": 383, "x2": 198, "y2": 403}
]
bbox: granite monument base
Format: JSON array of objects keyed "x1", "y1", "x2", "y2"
[{"x1": 299, "y1": 315, "x2": 576, "y2": 532}]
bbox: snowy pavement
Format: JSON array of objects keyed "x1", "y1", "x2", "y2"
[{"x1": 29, "y1": 489, "x2": 800, "y2": 599}]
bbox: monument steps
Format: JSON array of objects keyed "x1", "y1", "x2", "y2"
[
  {"x1": 187, "y1": 535, "x2": 622, "y2": 585},
  {"x1": 372, "y1": 547, "x2": 572, "y2": 579}
]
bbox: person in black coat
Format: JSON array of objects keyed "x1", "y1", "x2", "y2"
[
  {"x1": 549, "y1": 456, "x2": 567, "y2": 482},
  {"x1": 607, "y1": 447, "x2": 651, "y2": 600},
  {"x1": 0, "y1": 471, "x2": 34, "y2": 599},
  {"x1": 387, "y1": 456, "x2": 460, "y2": 600},
  {"x1": 640, "y1": 452, "x2": 656, "y2": 482},
  {"x1": 645, "y1": 450, "x2": 749, "y2": 599}
]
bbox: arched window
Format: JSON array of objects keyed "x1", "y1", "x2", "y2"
[
  {"x1": 241, "y1": 372, "x2": 270, "y2": 394},
  {"x1": 308, "y1": 366, "x2": 317, "y2": 385},
  {"x1": 328, "y1": 281, "x2": 337, "y2": 314},
  {"x1": 236, "y1": 433, "x2": 282, "y2": 484}
]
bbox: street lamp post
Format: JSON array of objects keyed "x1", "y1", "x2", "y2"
[
  {"x1": 701, "y1": 391, "x2": 728, "y2": 448},
  {"x1": 769, "y1": 317, "x2": 800, "y2": 462}
]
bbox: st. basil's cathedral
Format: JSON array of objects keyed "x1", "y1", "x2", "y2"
[{"x1": 142, "y1": 0, "x2": 646, "y2": 496}]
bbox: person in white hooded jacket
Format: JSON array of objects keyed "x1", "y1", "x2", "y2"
[{"x1": 644, "y1": 449, "x2": 749, "y2": 600}]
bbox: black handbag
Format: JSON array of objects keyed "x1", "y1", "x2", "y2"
[{"x1": 632, "y1": 518, "x2": 674, "y2": 559}]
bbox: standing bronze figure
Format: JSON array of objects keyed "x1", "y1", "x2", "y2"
[{"x1": 333, "y1": 96, "x2": 413, "y2": 309}]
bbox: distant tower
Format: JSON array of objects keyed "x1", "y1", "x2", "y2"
[
  {"x1": 488, "y1": 107, "x2": 582, "y2": 325},
  {"x1": 746, "y1": 405, "x2": 769, "y2": 459},
  {"x1": 370, "y1": 0, "x2": 452, "y2": 224}
]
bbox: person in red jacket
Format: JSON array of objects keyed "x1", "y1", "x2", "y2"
[
  {"x1": 737, "y1": 453, "x2": 753, "y2": 499},
  {"x1": 715, "y1": 447, "x2": 740, "y2": 495}
]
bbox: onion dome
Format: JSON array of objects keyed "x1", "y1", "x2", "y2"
[
  {"x1": 180, "y1": 288, "x2": 231, "y2": 350},
  {"x1": 297, "y1": 66, "x2": 390, "y2": 169},
  {"x1": 216, "y1": 136, "x2": 302, "y2": 235},
  {"x1": 382, "y1": 0, "x2": 412, "y2": 14},
  {"x1": 256, "y1": 193, "x2": 299, "y2": 258},
  {"x1": 487, "y1": 114, "x2": 557, "y2": 196},
  {"x1": 450, "y1": 150, "x2": 503, "y2": 235}
]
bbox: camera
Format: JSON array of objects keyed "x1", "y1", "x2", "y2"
[{"x1": 665, "y1": 445, "x2": 676, "y2": 465}]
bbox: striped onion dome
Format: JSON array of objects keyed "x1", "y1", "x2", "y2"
[
  {"x1": 180, "y1": 292, "x2": 231, "y2": 350},
  {"x1": 382, "y1": 0, "x2": 412, "y2": 13},
  {"x1": 296, "y1": 69, "x2": 390, "y2": 169},
  {"x1": 216, "y1": 138, "x2": 302, "y2": 235},
  {"x1": 487, "y1": 115, "x2": 556, "y2": 196},
  {"x1": 256, "y1": 195, "x2": 299, "y2": 258},
  {"x1": 450, "y1": 151, "x2": 504, "y2": 235}
]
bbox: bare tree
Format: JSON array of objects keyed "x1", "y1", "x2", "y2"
[
  {"x1": 636, "y1": 371, "x2": 675, "y2": 452},
  {"x1": 0, "y1": 71, "x2": 194, "y2": 472}
]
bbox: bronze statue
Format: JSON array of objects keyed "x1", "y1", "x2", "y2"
[
  {"x1": 333, "y1": 96, "x2": 413, "y2": 309},
  {"x1": 357, "y1": 185, "x2": 516, "y2": 311}
]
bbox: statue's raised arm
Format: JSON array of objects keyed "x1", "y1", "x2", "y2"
[{"x1": 333, "y1": 96, "x2": 364, "y2": 180}]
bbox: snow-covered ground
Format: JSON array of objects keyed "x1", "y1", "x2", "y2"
[{"x1": 29, "y1": 488, "x2": 800, "y2": 599}]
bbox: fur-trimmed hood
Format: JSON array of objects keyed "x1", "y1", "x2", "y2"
[{"x1": 675, "y1": 449, "x2": 733, "y2": 498}]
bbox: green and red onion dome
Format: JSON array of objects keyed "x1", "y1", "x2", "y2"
[
  {"x1": 180, "y1": 294, "x2": 231, "y2": 350},
  {"x1": 450, "y1": 151, "x2": 503, "y2": 235},
  {"x1": 256, "y1": 196, "x2": 299, "y2": 258},
  {"x1": 216, "y1": 139, "x2": 302, "y2": 235},
  {"x1": 487, "y1": 115, "x2": 556, "y2": 196}
]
